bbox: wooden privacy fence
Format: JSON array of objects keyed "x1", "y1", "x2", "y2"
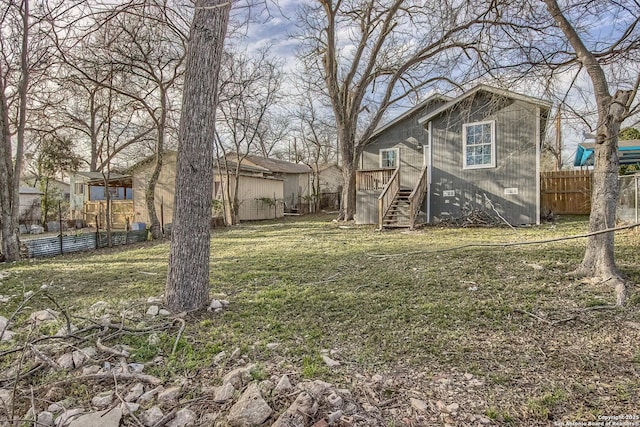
[{"x1": 541, "y1": 170, "x2": 592, "y2": 215}]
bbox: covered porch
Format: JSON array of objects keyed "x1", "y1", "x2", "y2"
[{"x1": 70, "y1": 172, "x2": 134, "y2": 229}]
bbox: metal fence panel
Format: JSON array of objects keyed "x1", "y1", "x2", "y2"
[
  {"x1": 618, "y1": 174, "x2": 639, "y2": 224},
  {"x1": 23, "y1": 229, "x2": 148, "y2": 258}
]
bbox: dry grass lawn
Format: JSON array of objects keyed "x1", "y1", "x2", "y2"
[{"x1": 1, "y1": 214, "x2": 640, "y2": 425}]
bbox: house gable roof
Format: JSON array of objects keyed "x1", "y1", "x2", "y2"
[
  {"x1": 127, "y1": 151, "x2": 275, "y2": 176},
  {"x1": 368, "y1": 93, "x2": 452, "y2": 140},
  {"x1": 74, "y1": 171, "x2": 132, "y2": 186},
  {"x1": 19, "y1": 186, "x2": 43, "y2": 195},
  {"x1": 233, "y1": 154, "x2": 312, "y2": 174},
  {"x1": 417, "y1": 84, "x2": 552, "y2": 125}
]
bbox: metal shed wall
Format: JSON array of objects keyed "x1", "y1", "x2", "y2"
[{"x1": 235, "y1": 175, "x2": 284, "y2": 220}]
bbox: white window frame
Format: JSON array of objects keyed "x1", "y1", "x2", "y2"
[
  {"x1": 379, "y1": 148, "x2": 399, "y2": 169},
  {"x1": 462, "y1": 120, "x2": 496, "y2": 169}
]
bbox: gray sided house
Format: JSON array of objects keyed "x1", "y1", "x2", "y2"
[{"x1": 356, "y1": 85, "x2": 551, "y2": 228}]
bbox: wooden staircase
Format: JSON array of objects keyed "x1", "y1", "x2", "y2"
[
  {"x1": 376, "y1": 166, "x2": 428, "y2": 230},
  {"x1": 382, "y1": 189, "x2": 412, "y2": 228}
]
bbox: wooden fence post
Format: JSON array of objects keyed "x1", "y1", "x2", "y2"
[{"x1": 58, "y1": 201, "x2": 64, "y2": 255}]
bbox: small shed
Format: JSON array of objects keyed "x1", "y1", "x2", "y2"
[
  {"x1": 18, "y1": 186, "x2": 43, "y2": 225},
  {"x1": 227, "y1": 154, "x2": 312, "y2": 212}
]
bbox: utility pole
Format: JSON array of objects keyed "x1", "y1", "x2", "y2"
[{"x1": 555, "y1": 106, "x2": 562, "y2": 171}]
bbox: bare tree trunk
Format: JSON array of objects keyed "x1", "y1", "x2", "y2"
[
  {"x1": 146, "y1": 152, "x2": 164, "y2": 238},
  {"x1": 103, "y1": 173, "x2": 112, "y2": 247},
  {"x1": 146, "y1": 90, "x2": 167, "y2": 239},
  {"x1": 573, "y1": 91, "x2": 632, "y2": 305},
  {"x1": 337, "y1": 126, "x2": 359, "y2": 220},
  {"x1": 542, "y1": 0, "x2": 635, "y2": 305},
  {"x1": 0, "y1": 83, "x2": 19, "y2": 261},
  {"x1": 166, "y1": 0, "x2": 231, "y2": 312},
  {"x1": 339, "y1": 161, "x2": 357, "y2": 221},
  {"x1": 231, "y1": 164, "x2": 241, "y2": 224},
  {"x1": 0, "y1": 0, "x2": 29, "y2": 261},
  {"x1": 13, "y1": 0, "x2": 29, "y2": 238},
  {"x1": 223, "y1": 169, "x2": 234, "y2": 225}
]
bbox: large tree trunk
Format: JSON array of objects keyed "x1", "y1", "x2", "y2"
[
  {"x1": 165, "y1": 0, "x2": 231, "y2": 313},
  {"x1": 146, "y1": 89, "x2": 168, "y2": 240},
  {"x1": 0, "y1": 0, "x2": 29, "y2": 262},
  {"x1": 542, "y1": 0, "x2": 634, "y2": 306},
  {"x1": 145, "y1": 152, "x2": 163, "y2": 238},
  {"x1": 0, "y1": 69, "x2": 20, "y2": 262},
  {"x1": 337, "y1": 126, "x2": 358, "y2": 221},
  {"x1": 574, "y1": 90, "x2": 632, "y2": 305},
  {"x1": 340, "y1": 161, "x2": 357, "y2": 221}
]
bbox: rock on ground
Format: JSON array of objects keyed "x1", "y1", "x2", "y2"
[
  {"x1": 222, "y1": 364, "x2": 255, "y2": 389},
  {"x1": 272, "y1": 391, "x2": 318, "y2": 427},
  {"x1": 53, "y1": 408, "x2": 84, "y2": 426},
  {"x1": 91, "y1": 390, "x2": 114, "y2": 408},
  {"x1": 274, "y1": 375, "x2": 293, "y2": 393},
  {"x1": 226, "y1": 383, "x2": 273, "y2": 427},
  {"x1": 167, "y1": 408, "x2": 197, "y2": 427},
  {"x1": 68, "y1": 407, "x2": 122, "y2": 427},
  {"x1": 125, "y1": 383, "x2": 145, "y2": 402},
  {"x1": 29, "y1": 309, "x2": 59, "y2": 323},
  {"x1": 140, "y1": 406, "x2": 164, "y2": 427},
  {"x1": 158, "y1": 386, "x2": 181, "y2": 403},
  {"x1": 321, "y1": 355, "x2": 340, "y2": 368},
  {"x1": 0, "y1": 389, "x2": 13, "y2": 408},
  {"x1": 37, "y1": 411, "x2": 54, "y2": 426},
  {"x1": 213, "y1": 383, "x2": 235, "y2": 403}
]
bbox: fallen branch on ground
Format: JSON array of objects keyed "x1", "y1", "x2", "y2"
[
  {"x1": 33, "y1": 371, "x2": 163, "y2": 392},
  {"x1": 371, "y1": 222, "x2": 640, "y2": 258}
]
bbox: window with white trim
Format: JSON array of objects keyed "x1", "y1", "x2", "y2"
[
  {"x1": 463, "y1": 120, "x2": 495, "y2": 169},
  {"x1": 380, "y1": 148, "x2": 398, "y2": 168}
]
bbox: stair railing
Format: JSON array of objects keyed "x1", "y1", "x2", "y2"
[
  {"x1": 408, "y1": 166, "x2": 428, "y2": 229},
  {"x1": 377, "y1": 167, "x2": 400, "y2": 229}
]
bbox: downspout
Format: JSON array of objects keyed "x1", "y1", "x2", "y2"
[
  {"x1": 426, "y1": 121, "x2": 432, "y2": 224},
  {"x1": 535, "y1": 107, "x2": 542, "y2": 225}
]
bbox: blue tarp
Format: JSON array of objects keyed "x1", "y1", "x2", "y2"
[{"x1": 574, "y1": 141, "x2": 640, "y2": 167}]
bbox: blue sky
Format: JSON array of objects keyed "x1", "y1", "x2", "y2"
[{"x1": 234, "y1": 0, "x2": 639, "y2": 168}]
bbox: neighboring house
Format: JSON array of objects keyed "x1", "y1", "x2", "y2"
[
  {"x1": 356, "y1": 84, "x2": 551, "y2": 228},
  {"x1": 314, "y1": 163, "x2": 343, "y2": 210},
  {"x1": 315, "y1": 163, "x2": 343, "y2": 194},
  {"x1": 21, "y1": 176, "x2": 71, "y2": 201},
  {"x1": 130, "y1": 152, "x2": 285, "y2": 226},
  {"x1": 227, "y1": 154, "x2": 312, "y2": 213},
  {"x1": 69, "y1": 172, "x2": 133, "y2": 228},
  {"x1": 18, "y1": 186, "x2": 43, "y2": 226}
]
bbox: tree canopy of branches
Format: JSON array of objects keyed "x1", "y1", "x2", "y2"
[
  {"x1": 0, "y1": 0, "x2": 76, "y2": 260},
  {"x1": 296, "y1": 0, "x2": 493, "y2": 220},
  {"x1": 26, "y1": 135, "x2": 81, "y2": 225},
  {"x1": 292, "y1": 79, "x2": 338, "y2": 210},
  {"x1": 215, "y1": 47, "x2": 285, "y2": 224}
]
